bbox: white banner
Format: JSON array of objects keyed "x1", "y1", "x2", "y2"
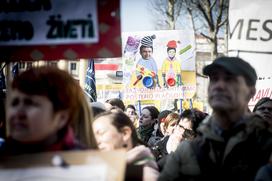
[
  {"x1": 228, "y1": 0, "x2": 272, "y2": 109},
  {"x1": 122, "y1": 30, "x2": 196, "y2": 101},
  {"x1": 0, "y1": 0, "x2": 98, "y2": 45}
]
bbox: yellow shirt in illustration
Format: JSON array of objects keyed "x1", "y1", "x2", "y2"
[{"x1": 161, "y1": 57, "x2": 181, "y2": 78}]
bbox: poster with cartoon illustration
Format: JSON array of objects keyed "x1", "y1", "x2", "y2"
[{"x1": 122, "y1": 30, "x2": 196, "y2": 101}]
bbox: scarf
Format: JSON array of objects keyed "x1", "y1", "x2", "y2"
[{"x1": 137, "y1": 123, "x2": 155, "y2": 144}]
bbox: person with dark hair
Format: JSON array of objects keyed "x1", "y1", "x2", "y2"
[
  {"x1": 253, "y1": 97, "x2": 272, "y2": 125},
  {"x1": 166, "y1": 109, "x2": 207, "y2": 152},
  {"x1": 125, "y1": 104, "x2": 137, "y2": 116},
  {"x1": 90, "y1": 101, "x2": 106, "y2": 117},
  {"x1": 125, "y1": 104, "x2": 139, "y2": 128},
  {"x1": 137, "y1": 106, "x2": 163, "y2": 146},
  {"x1": 105, "y1": 98, "x2": 125, "y2": 111},
  {"x1": 152, "y1": 109, "x2": 207, "y2": 164},
  {"x1": 1, "y1": 66, "x2": 97, "y2": 155},
  {"x1": 253, "y1": 98, "x2": 272, "y2": 181},
  {"x1": 93, "y1": 111, "x2": 159, "y2": 180},
  {"x1": 159, "y1": 56, "x2": 272, "y2": 181}
]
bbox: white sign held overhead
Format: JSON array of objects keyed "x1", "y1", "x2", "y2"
[
  {"x1": 228, "y1": 0, "x2": 272, "y2": 109},
  {"x1": 0, "y1": 0, "x2": 99, "y2": 45}
]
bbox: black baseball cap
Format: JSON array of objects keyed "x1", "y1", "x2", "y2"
[{"x1": 203, "y1": 56, "x2": 257, "y2": 86}]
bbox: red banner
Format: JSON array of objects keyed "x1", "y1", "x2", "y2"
[{"x1": 0, "y1": 0, "x2": 121, "y2": 61}]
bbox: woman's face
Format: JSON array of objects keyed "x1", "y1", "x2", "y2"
[
  {"x1": 93, "y1": 115, "x2": 124, "y2": 151},
  {"x1": 166, "y1": 120, "x2": 177, "y2": 135},
  {"x1": 6, "y1": 90, "x2": 66, "y2": 143},
  {"x1": 126, "y1": 108, "x2": 137, "y2": 120},
  {"x1": 139, "y1": 109, "x2": 154, "y2": 126},
  {"x1": 126, "y1": 108, "x2": 136, "y2": 116}
]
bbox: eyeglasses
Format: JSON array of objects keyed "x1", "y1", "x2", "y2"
[{"x1": 177, "y1": 124, "x2": 194, "y2": 135}]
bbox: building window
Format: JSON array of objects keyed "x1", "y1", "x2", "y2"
[
  {"x1": 71, "y1": 63, "x2": 77, "y2": 70},
  {"x1": 26, "y1": 62, "x2": 32, "y2": 69},
  {"x1": 69, "y1": 62, "x2": 78, "y2": 76},
  {"x1": 49, "y1": 62, "x2": 58, "y2": 67},
  {"x1": 19, "y1": 62, "x2": 25, "y2": 69}
]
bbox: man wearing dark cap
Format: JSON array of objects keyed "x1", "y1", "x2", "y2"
[{"x1": 159, "y1": 56, "x2": 272, "y2": 181}]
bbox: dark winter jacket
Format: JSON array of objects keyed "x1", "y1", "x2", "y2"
[
  {"x1": 159, "y1": 114, "x2": 272, "y2": 181},
  {"x1": 151, "y1": 135, "x2": 169, "y2": 161}
]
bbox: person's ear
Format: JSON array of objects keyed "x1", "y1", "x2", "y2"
[
  {"x1": 248, "y1": 87, "x2": 256, "y2": 100},
  {"x1": 55, "y1": 110, "x2": 69, "y2": 130},
  {"x1": 121, "y1": 126, "x2": 132, "y2": 143}
]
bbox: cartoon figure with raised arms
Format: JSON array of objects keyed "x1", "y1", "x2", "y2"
[{"x1": 161, "y1": 40, "x2": 182, "y2": 88}]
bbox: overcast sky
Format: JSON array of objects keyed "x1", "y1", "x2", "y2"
[{"x1": 121, "y1": 0, "x2": 155, "y2": 32}]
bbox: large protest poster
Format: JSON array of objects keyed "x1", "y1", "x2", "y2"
[
  {"x1": 228, "y1": 0, "x2": 272, "y2": 109},
  {"x1": 122, "y1": 30, "x2": 196, "y2": 101},
  {"x1": 0, "y1": 0, "x2": 121, "y2": 60}
]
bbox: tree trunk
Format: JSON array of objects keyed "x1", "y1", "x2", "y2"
[
  {"x1": 210, "y1": 31, "x2": 218, "y2": 60},
  {"x1": 187, "y1": 7, "x2": 197, "y2": 45},
  {"x1": 224, "y1": 20, "x2": 228, "y2": 55}
]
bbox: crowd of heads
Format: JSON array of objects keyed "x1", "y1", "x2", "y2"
[{"x1": 0, "y1": 55, "x2": 271, "y2": 181}]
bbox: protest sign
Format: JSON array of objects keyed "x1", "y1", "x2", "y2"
[
  {"x1": 0, "y1": 0, "x2": 121, "y2": 60},
  {"x1": 122, "y1": 30, "x2": 196, "y2": 101},
  {"x1": 228, "y1": 0, "x2": 272, "y2": 109},
  {"x1": 0, "y1": 150, "x2": 126, "y2": 181}
]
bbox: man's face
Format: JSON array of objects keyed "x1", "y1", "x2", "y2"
[
  {"x1": 208, "y1": 67, "x2": 254, "y2": 113},
  {"x1": 255, "y1": 101, "x2": 272, "y2": 123},
  {"x1": 140, "y1": 47, "x2": 153, "y2": 60}
]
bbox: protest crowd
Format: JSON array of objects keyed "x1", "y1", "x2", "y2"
[
  {"x1": 0, "y1": 56, "x2": 271, "y2": 181},
  {"x1": 0, "y1": 1, "x2": 271, "y2": 181}
]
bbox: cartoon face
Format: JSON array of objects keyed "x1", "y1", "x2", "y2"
[{"x1": 167, "y1": 49, "x2": 176, "y2": 59}]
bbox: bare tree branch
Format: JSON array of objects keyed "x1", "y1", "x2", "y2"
[
  {"x1": 200, "y1": 32, "x2": 213, "y2": 42},
  {"x1": 215, "y1": 0, "x2": 224, "y2": 32},
  {"x1": 210, "y1": 0, "x2": 217, "y2": 10},
  {"x1": 150, "y1": 0, "x2": 229, "y2": 58},
  {"x1": 197, "y1": 1, "x2": 214, "y2": 31},
  {"x1": 218, "y1": 16, "x2": 228, "y2": 28}
]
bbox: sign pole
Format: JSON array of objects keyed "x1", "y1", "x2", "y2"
[
  {"x1": 179, "y1": 99, "x2": 183, "y2": 114},
  {"x1": 138, "y1": 100, "x2": 142, "y2": 115}
]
